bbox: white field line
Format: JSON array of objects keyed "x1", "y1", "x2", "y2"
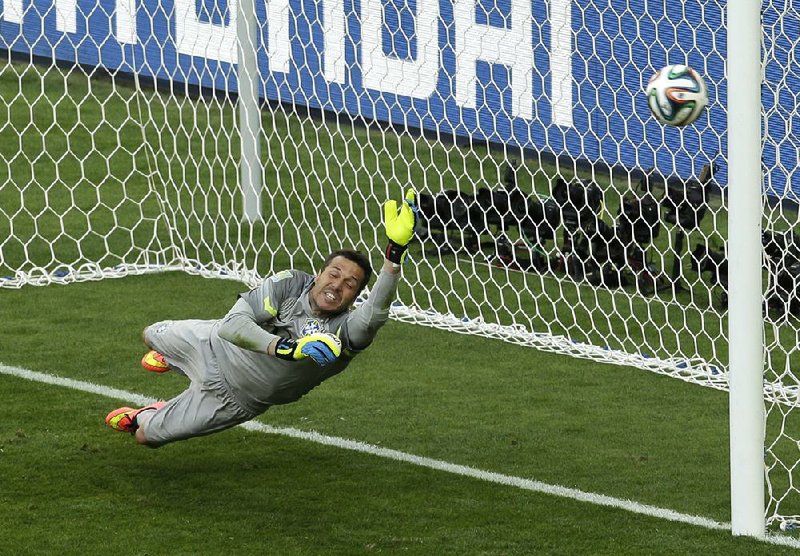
[{"x1": 1, "y1": 362, "x2": 799, "y2": 548}]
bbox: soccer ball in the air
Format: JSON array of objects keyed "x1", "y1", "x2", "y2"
[{"x1": 645, "y1": 65, "x2": 708, "y2": 127}]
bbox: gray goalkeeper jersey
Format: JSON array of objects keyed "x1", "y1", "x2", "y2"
[{"x1": 209, "y1": 268, "x2": 398, "y2": 414}]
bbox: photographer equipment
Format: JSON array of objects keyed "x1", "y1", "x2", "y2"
[
  {"x1": 475, "y1": 159, "x2": 562, "y2": 242},
  {"x1": 763, "y1": 229, "x2": 800, "y2": 266},
  {"x1": 613, "y1": 192, "x2": 664, "y2": 294},
  {"x1": 662, "y1": 177, "x2": 709, "y2": 230},
  {"x1": 762, "y1": 230, "x2": 800, "y2": 318},
  {"x1": 416, "y1": 161, "x2": 562, "y2": 268},
  {"x1": 519, "y1": 196, "x2": 560, "y2": 245},
  {"x1": 692, "y1": 230, "x2": 800, "y2": 315},
  {"x1": 552, "y1": 177, "x2": 604, "y2": 235},
  {"x1": 551, "y1": 177, "x2": 622, "y2": 287},
  {"x1": 548, "y1": 175, "x2": 668, "y2": 293},
  {"x1": 564, "y1": 220, "x2": 629, "y2": 288},
  {"x1": 495, "y1": 235, "x2": 551, "y2": 273},
  {"x1": 617, "y1": 192, "x2": 661, "y2": 245},
  {"x1": 494, "y1": 195, "x2": 561, "y2": 272},
  {"x1": 690, "y1": 244, "x2": 728, "y2": 308},
  {"x1": 690, "y1": 244, "x2": 728, "y2": 287},
  {"x1": 473, "y1": 185, "x2": 528, "y2": 231},
  {"x1": 416, "y1": 188, "x2": 478, "y2": 254},
  {"x1": 769, "y1": 261, "x2": 800, "y2": 318},
  {"x1": 638, "y1": 163, "x2": 715, "y2": 292}
]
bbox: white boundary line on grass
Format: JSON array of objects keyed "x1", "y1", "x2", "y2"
[{"x1": 2, "y1": 362, "x2": 799, "y2": 549}]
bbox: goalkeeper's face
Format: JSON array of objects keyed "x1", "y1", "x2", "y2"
[{"x1": 310, "y1": 256, "x2": 366, "y2": 316}]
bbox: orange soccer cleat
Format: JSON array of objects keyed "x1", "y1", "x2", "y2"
[
  {"x1": 141, "y1": 350, "x2": 171, "y2": 373},
  {"x1": 105, "y1": 402, "x2": 166, "y2": 433}
]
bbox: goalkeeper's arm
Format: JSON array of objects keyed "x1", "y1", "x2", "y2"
[
  {"x1": 218, "y1": 299, "x2": 342, "y2": 365},
  {"x1": 344, "y1": 189, "x2": 417, "y2": 349},
  {"x1": 383, "y1": 188, "x2": 417, "y2": 272},
  {"x1": 344, "y1": 269, "x2": 400, "y2": 349},
  {"x1": 217, "y1": 297, "x2": 282, "y2": 355}
]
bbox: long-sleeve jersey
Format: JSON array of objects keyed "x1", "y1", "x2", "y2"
[{"x1": 209, "y1": 268, "x2": 399, "y2": 414}]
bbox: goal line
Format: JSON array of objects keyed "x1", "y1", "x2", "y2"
[{"x1": 2, "y1": 360, "x2": 797, "y2": 549}]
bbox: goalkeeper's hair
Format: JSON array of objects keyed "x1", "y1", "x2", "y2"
[{"x1": 321, "y1": 249, "x2": 373, "y2": 293}]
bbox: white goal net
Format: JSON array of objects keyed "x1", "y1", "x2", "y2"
[{"x1": 1, "y1": 0, "x2": 798, "y2": 530}]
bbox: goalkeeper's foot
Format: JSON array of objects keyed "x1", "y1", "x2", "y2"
[
  {"x1": 141, "y1": 350, "x2": 171, "y2": 373},
  {"x1": 105, "y1": 402, "x2": 166, "y2": 433}
]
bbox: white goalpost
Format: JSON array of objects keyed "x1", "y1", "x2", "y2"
[
  {"x1": 727, "y1": 0, "x2": 766, "y2": 538},
  {"x1": 1, "y1": 0, "x2": 799, "y2": 537},
  {"x1": 236, "y1": 0, "x2": 263, "y2": 223}
]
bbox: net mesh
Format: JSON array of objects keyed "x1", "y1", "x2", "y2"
[{"x1": 1, "y1": 0, "x2": 799, "y2": 528}]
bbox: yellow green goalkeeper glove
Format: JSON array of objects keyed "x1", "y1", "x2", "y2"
[
  {"x1": 275, "y1": 332, "x2": 342, "y2": 366},
  {"x1": 383, "y1": 188, "x2": 418, "y2": 264}
]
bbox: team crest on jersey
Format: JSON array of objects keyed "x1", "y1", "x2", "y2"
[
  {"x1": 301, "y1": 319, "x2": 323, "y2": 336},
  {"x1": 153, "y1": 321, "x2": 172, "y2": 334}
]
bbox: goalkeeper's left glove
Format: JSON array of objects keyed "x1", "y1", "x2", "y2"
[
  {"x1": 274, "y1": 332, "x2": 342, "y2": 366},
  {"x1": 383, "y1": 188, "x2": 417, "y2": 264}
]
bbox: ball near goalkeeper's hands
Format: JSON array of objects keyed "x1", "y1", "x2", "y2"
[
  {"x1": 384, "y1": 188, "x2": 417, "y2": 264},
  {"x1": 275, "y1": 332, "x2": 342, "y2": 366}
]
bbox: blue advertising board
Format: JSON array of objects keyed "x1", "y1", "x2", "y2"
[{"x1": 1, "y1": 0, "x2": 796, "y2": 196}]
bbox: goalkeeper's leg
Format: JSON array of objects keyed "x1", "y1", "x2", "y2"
[
  {"x1": 125, "y1": 379, "x2": 255, "y2": 447},
  {"x1": 141, "y1": 350, "x2": 171, "y2": 373},
  {"x1": 140, "y1": 319, "x2": 214, "y2": 378},
  {"x1": 105, "y1": 402, "x2": 167, "y2": 433}
]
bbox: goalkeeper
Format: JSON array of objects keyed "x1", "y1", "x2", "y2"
[{"x1": 105, "y1": 190, "x2": 417, "y2": 447}]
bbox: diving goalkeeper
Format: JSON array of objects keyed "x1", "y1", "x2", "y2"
[{"x1": 105, "y1": 190, "x2": 417, "y2": 447}]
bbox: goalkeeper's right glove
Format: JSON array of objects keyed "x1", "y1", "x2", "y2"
[
  {"x1": 274, "y1": 333, "x2": 342, "y2": 366},
  {"x1": 383, "y1": 188, "x2": 417, "y2": 264}
]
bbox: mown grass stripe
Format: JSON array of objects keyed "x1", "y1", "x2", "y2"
[{"x1": 2, "y1": 361, "x2": 799, "y2": 549}]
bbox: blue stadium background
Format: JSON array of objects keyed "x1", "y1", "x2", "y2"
[{"x1": 2, "y1": 0, "x2": 797, "y2": 196}]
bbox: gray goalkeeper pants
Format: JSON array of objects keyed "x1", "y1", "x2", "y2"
[{"x1": 138, "y1": 319, "x2": 255, "y2": 447}]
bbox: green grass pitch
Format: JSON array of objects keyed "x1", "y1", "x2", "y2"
[
  {"x1": 1, "y1": 59, "x2": 799, "y2": 553},
  {"x1": 1, "y1": 274, "x2": 799, "y2": 554}
]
